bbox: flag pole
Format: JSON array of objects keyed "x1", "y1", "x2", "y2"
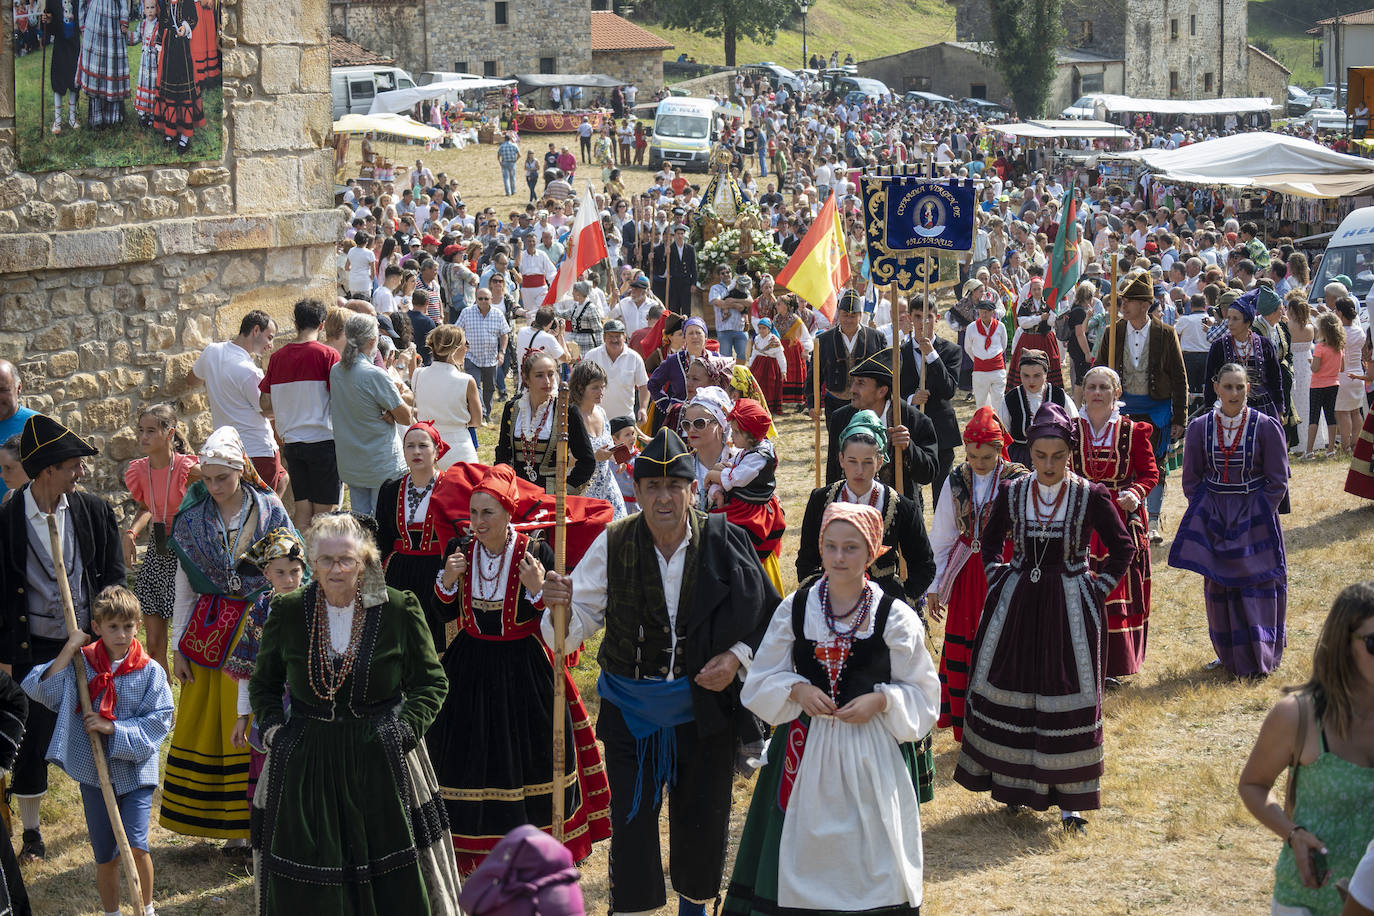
[
  {"x1": 891, "y1": 284, "x2": 904, "y2": 501},
  {"x1": 813, "y1": 320, "x2": 822, "y2": 488},
  {"x1": 1108, "y1": 253, "x2": 1119, "y2": 369},
  {"x1": 550, "y1": 375, "x2": 570, "y2": 844}
]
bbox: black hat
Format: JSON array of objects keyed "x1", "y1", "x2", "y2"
[
  {"x1": 663, "y1": 313, "x2": 685, "y2": 336},
  {"x1": 633, "y1": 428, "x2": 695, "y2": 480},
  {"x1": 19, "y1": 413, "x2": 97, "y2": 479},
  {"x1": 609, "y1": 415, "x2": 638, "y2": 435},
  {"x1": 838, "y1": 289, "x2": 862, "y2": 313},
  {"x1": 630, "y1": 275, "x2": 650, "y2": 289},
  {"x1": 850, "y1": 348, "x2": 894, "y2": 385}
]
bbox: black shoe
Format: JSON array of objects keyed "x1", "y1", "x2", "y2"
[
  {"x1": 177, "y1": 137, "x2": 192, "y2": 154},
  {"x1": 19, "y1": 828, "x2": 44, "y2": 861},
  {"x1": 1061, "y1": 815, "x2": 1088, "y2": 835},
  {"x1": 1104, "y1": 676, "x2": 1123, "y2": 691}
]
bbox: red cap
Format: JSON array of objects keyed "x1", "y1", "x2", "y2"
[
  {"x1": 727, "y1": 398, "x2": 772, "y2": 441},
  {"x1": 421, "y1": 234, "x2": 440, "y2": 247},
  {"x1": 472, "y1": 464, "x2": 520, "y2": 516},
  {"x1": 962, "y1": 405, "x2": 1010, "y2": 460}
]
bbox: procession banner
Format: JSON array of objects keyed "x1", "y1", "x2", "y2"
[
  {"x1": 861, "y1": 174, "x2": 961, "y2": 294},
  {"x1": 12, "y1": 0, "x2": 224, "y2": 171},
  {"x1": 883, "y1": 177, "x2": 976, "y2": 253}
]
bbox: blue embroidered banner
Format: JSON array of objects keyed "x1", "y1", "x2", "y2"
[{"x1": 884, "y1": 178, "x2": 976, "y2": 252}]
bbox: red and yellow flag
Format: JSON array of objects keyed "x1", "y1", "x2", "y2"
[{"x1": 776, "y1": 194, "x2": 850, "y2": 322}]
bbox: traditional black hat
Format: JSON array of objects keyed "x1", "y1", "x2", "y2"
[
  {"x1": 19, "y1": 413, "x2": 98, "y2": 478},
  {"x1": 633, "y1": 428, "x2": 695, "y2": 480},
  {"x1": 850, "y1": 348, "x2": 894, "y2": 386},
  {"x1": 1118, "y1": 270, "x2": 1153, "y2": 301},
  {"x1": 837, "y1": 289, "x2": 863, "y2": 313}
]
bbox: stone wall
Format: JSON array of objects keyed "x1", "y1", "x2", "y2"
[
  {"x1": 1123, "y1": 0, "x2": 1248, "y2": 98},
  {"x1": 0, "y1": 0, "x2": 339, "y2": 514},
  {"x1": 1248, "y1": 45, "x2": 1291, "y2": 110},
  {"x1": 427, "y1": 0, "x2": 591, "y2": 80},
  {"x1": 952, "y1": 0, "x2": 1127, "y2": 58},
  {"x1": 329, "y1": 2, "x2": 427, "y2": 77},
  {"x1": 592, "y1": 49, "x2": 665, "y2": 95}
]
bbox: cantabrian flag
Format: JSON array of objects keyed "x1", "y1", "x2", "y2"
[{"x1": 776, "y1": 194, "x2": 850, "y2": 322}]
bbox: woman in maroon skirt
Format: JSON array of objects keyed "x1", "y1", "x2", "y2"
[
  {"x1": 1005, "y1": 280, "x2": 1064, "y2": 391},
  {"x1": 747, "y1": 318, "x2": 785, "y2": 411},
  {"x1": 774, "y1": 294, "x2": 813, "y2": 410},
  {"x1": 1073, "y1": 366, "x2": 1158, "y2": 686},
  {"x1": 954, "y1": 402, "x2": 1133, "y2": 834},
  {"x1": 927, "y1": 407, "x2": 1028, "y2": 742}
]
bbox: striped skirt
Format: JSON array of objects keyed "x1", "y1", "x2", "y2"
[{"x1": 160, "y1": 666, "x2": 251, "y2": 838}]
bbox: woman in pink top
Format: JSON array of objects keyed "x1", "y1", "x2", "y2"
[
  {"x1": 124, "y1": 404, "x2": 200, "y2": 679},
  {"x1": 1304, "y1": 313, "x2": 1345, "y2": 459}
]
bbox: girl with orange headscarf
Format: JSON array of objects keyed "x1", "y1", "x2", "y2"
[{"x1": 926, "y1": 407, "x2": 1029, "y2": 742}]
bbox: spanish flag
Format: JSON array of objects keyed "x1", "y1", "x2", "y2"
[{"x1": 776, "y1": 194, "x2": 850, "y2": 322}]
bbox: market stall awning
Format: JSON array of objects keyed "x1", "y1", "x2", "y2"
[
  {"x1": 995, "y1": 119, "x2": 1132, "y2": 139},
  {"x1": 511, "y1": 73, "x2": 626, "y2": 89},
  {"x1": 1085, "y1": 95, "x2": 1275, "y2": 116},
  {"x1": 369, "y1": 79, "x2": 515, "y2": 115},
  {"x1": 1124, "y1": 131, "x2": 1374, "y2": 198},
  {"x1": 332, "y1": 113, "x2": 444, "y2": 141}
]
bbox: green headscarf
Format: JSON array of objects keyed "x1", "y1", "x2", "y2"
[{"x1": 840, "y1": 409, "x2": 888, "y2": 455}]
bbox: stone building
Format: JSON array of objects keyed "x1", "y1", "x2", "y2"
[
  {"x1": 951, "y1": 0, "x2": 1249, "y2": 100},
  {"x1": 0, "y1": 0, "x2": 337, "y2": 511},
  {"x1": 1248, "y1": 44, "x2": 1293, "y2": 108},
  {"x1": 332, "y1": 0, "x2": 592, "y2": 79},
  {"x1": 591, "y1": 11, "x2": 673, "y2": 94}
]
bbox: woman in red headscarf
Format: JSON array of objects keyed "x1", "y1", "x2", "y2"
[
  {"x1": 376, "y1": 422, "x2": 455, "y2": 653},
  {"x1": 706, "y1": 397, "x2": 786, "y2": 595},
  {"x1": 925, "y1": 407, "x2": 1029, "y2": 742},
  {"x1": 425, "y1": 465, "x2": 611, "y2": 875}
]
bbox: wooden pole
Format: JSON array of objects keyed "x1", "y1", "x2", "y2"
[
  {"x1": 891, "y1": 285, "x2": 904, "y2": 500},
  {"x1": 1108, "y1": 253, "x2": 1119, "y2": 370},
  {"x1": 46, "y1": 516, "x2": 143, "y2": 913},
  {"x1": 550, "y1": 380, "x2": 570, "y2": 844},
  {"x1": 813, "y1": 324, "x2": 823, "y2": 489}
]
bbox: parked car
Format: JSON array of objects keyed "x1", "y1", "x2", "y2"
[
  {"x1": 834, "y1": 76, "x2": 889, "y2": 100},
  {"x1": 331, "y1": 66, "x2": 417, "y2": 119},
  {"x1": 1287, "y1": 85, "x2": 1315, "y2": 116},
  {"x1": 1311, "y1": 84, "x2": 1346, "y2": 108},
  {"x1": 905, "y1": 90, "x2": 958, "y2": 110},
  {"x1": 1061, "y1": 95, "x2": 1099, "y2": 119},
  {"x1": 740, "y1": 62, "x2": 803, "y2": 93},
  {"x1": 962, "y1": 97, "x2": 1010, "y2": 118}
]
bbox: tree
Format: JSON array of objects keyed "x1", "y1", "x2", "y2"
[
  {"x1": 653, "y1": 0, "x2": 794, "y2": 67},
  {"x1": 987, "y1": 0, "x2": 1064, "y2": 119}
]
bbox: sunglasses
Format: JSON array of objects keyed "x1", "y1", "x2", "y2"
[
  {"x1": 679, "y1": 417, "x2": 718, "y2": 432},
  {"x1": 1356, "y1": 632, "x2": 1374, "y2": 656}
]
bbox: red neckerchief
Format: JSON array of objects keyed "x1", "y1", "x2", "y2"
[
  {"x1": 977, "y1": 317, "x2": 998, "y2": 349},
  {"x1": 81, "y1": 638, "x2": 151, "y2": 721}
]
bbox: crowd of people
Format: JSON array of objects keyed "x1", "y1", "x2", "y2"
[{"x1": 0, "y1": 71, "x2": 1371, "y2": 916}]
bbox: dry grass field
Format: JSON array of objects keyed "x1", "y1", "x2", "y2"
[{"x1": 22, "y1": 137, "x2": 1374, "y2": 914}]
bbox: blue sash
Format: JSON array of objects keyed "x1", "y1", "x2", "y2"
[
  {"x1": 597, "y1": 672, "x2": 694, "y2": 821},
  {"x1": 1121, "y1": 393, "x2": 1173, "y2": 461}
]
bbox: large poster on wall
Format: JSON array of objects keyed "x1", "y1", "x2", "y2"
[{"x1": 11, "y1": 0, "x2": 222, "y2": 171}]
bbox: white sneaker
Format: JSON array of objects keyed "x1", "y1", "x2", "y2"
[{"x1": 1148, "y1": 525, "x2": 1164, "y2": 545}]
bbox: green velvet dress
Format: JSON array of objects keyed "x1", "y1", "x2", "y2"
[{"x1": 248, "y1": 580, "x2": 461, "y2": 915}]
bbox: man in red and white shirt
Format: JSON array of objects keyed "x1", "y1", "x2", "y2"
[
  {"x1": 964, "y1": 298, "x2": 1008, "y2": 409},
  {"x1": 258, "y1": 299, "x2": 341, "y2": 528}
]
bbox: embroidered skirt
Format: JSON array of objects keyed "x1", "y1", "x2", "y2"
[{"x1": 936, "y1": 550, "x2": 991, "y2": 742}]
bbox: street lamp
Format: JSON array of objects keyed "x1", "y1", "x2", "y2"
[{"x1": 799, "y1": 0, "x2": 810, "y2": 72}]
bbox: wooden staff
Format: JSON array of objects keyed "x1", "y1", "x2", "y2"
[
  {"x1": 46, "y1": 515, "x2": 143, "y2": 912},
  {"x1": 890, "y1": 285, "x2": 904, "y2": 499},
  {"x1": 1108, "y1": 253, "x2": 1119, "y2": 369},
  {"x1": 813, "y1": 320, "x2": 823, "y2": 488},
  {"x1": 550, "y1": 379, "x2": 570, "y2": 843}
]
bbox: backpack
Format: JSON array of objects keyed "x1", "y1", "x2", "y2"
[{"x1": 457, "y1": 825, "x2": 584, "y2": 916}]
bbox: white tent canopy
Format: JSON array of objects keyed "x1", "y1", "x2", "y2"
[
  {"x1": 369, "y1": 78, "x2": 515, "y2": 115},
  {"x1": 1125, "y1": 131, "x2": 1374, "y2": 198},
  {"x1": 1085, "y1": 95, "x2": 1274, "y2": 116},
  {"x1": 333, "y1": 113, "x2": 444, "y2": 141},
  {"x1": 996, "y1": 119, "x2": 1132, "y2": 139}
]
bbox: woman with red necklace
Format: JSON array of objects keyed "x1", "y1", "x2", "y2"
[
  {"x1": 428, "y1": 465, "x2": 612, "y2": 873},
  {"x1": 1169, "y1": 363, "x2": 1290, "y2": 679},
  {"x1": 1072, "y1": 366, "x2": 1158, "y2": 687},
  {"x1": 494, "y1": 351, "x2": 595, "y2": 494},
  {"x1": 953, "y1": 402, "x2": 1133, "y2": 835}
]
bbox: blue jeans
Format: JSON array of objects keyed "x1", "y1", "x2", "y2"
[
  {"x1": 1146, "y1": 480, "x2": 1165, "y2": 520},
  {"x1": 500, "y1": 162, "x2": 517, "y2": 195},
  {"x1": 717, "y1": 329, "x2": 749, "y2": 363},
  {"x1": 466, "y1": 357, "x2": 500, "y2": 418},
  {"x1": 758, "y1": 148, "x2": 768, "y2": 177},
  {"x1": 348, "y1": 485, "x2": 380, "y2": 517}
]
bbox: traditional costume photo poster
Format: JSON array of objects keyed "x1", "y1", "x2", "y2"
[{"x1": 11, "y1": 0, "x2": 222, "y2": 171}]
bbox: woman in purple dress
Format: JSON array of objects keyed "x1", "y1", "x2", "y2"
[
  {"x1": 1203, "y1": 288, "x2": 1284, "y2": 422},
  {"x1": 1168, "y1": 362, "x2": 1289, "y2": 679},
  {"x1": 953, "y1": 403, "x2": 1134, "y2": 835}
]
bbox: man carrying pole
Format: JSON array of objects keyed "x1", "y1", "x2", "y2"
[
  {"x1": 541, "y1": 428, "x2": 778, "y2": 916},
  {"x1": 0, "y1": 414, "x2": 125, "y2": 863}
]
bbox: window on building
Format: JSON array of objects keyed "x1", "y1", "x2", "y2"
[
  {"x1": 539, "y1": 56, "x2": 556, "y2": 75},
  {"x1": 1170, "y1": 18, "x2": 1178, "y2": 40},
  {"x1": 484, "y1": 60, "x2": 498, "y2": 77},
  {"x1": 970, "y1": 83, "x2": 987, "y2": 99},
  {"x1": 1169, "y1": 71, "x2": 1179, "y2": 95},
  {"x1": 454, "y1": 60, "x2": 468, "y2": 74},
  {"x1": 1190, "y1": 15, "x2": 1196, "y2": 36},
  {"x1": 1204, "y1": 72, "x2": 1214, "y2": 93},
  {"x1": 1081, "y1": 72, "x2": 1104, "y2": 93},
  {"x1": 1079, "y1": 19, "x2": 1093, "y2": 44},
  {"x1": 494, "y1": 1, "x2": 508, "y2": 25}
]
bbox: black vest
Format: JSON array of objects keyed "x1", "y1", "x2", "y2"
[
  {"x1": 730, "y1": 443, "x2": 776, "y2": 505},
  {"x1": 789, "y1": 581, "x2": 895, "y2": 706},
  {"x1": 597, "y1": 511, "x2": 702, "y2": 680},
  {"x1": 1005, "y1": 385, "x2": 1069, "y2": 446}
]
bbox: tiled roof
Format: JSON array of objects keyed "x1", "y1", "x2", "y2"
[
  {"x1": 329, "y1": 34, "x2": 395, "y2": 67},
  {"x1": 590, "y1": 12, "x2": 674, "y2": 52},
  {"x1": 1314, "y1": 8, "x2": 1374, "y2": 25}
]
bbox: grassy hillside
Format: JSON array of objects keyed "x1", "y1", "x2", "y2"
[
  {"x1": 636, "y1": 0, "x2": 956, "y2": 71},
  {"x1": 1249, "y1": 0, "x2": 1351, "y2": 88}
]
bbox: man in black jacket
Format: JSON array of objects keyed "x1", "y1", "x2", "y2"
[
  {"x1": 813, "y1": 290, "x2": 887, "y2": 417},
  {"x1": 826, "y1": 348, "x2": 939, "y2": 506},
  {"x1": 899, "y1": 295, "x2": 963, "y2": 506},
  {"x1": 654, "y1": 223, "x2": 697, "y2": 315},
  {"x1": 0, "y1": 414, "x2": 123, "y2": 861}
]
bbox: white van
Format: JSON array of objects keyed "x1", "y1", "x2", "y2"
[
  {"x1": 648, "y1": 96, "x2": 718, "y2": 172},
  {"x1": 1311, "y1": 206, "x2": 1374, "y2": 311},
  {"x1": 331, "y1": 66, "x2": 417, "y2": 119}
]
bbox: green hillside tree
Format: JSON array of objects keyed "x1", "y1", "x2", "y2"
[
  {"x1": 987, "y1": 0, "x2": 1064, "y2": 118},
  {"x1": 654, "y1": 0, "x2": 794, "y2": 67}
]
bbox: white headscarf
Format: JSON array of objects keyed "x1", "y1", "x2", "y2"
[
  {"x1": 199, "y1": 426, "x2": 265, "y2": 489},
  {"x1": 685, "y1": 386, "x2": 733, "y2": 433}
]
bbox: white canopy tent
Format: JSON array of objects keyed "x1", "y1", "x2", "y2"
[
  {"x1": 1125, "y1": 131, "x2": 1374, "y2": 198},
  {"x1": 995, "y1": 119, "x2": 1133, "y2": 140},
  {"x1": 333, "y1": 113, "x2": 445, "y2": 141},
  {"x1": 369, "y1": 78, "x2": 515, "y2": 115},
  {"x1": 1085, "y1": 95, "x2": 1276, "y2": 116}
]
